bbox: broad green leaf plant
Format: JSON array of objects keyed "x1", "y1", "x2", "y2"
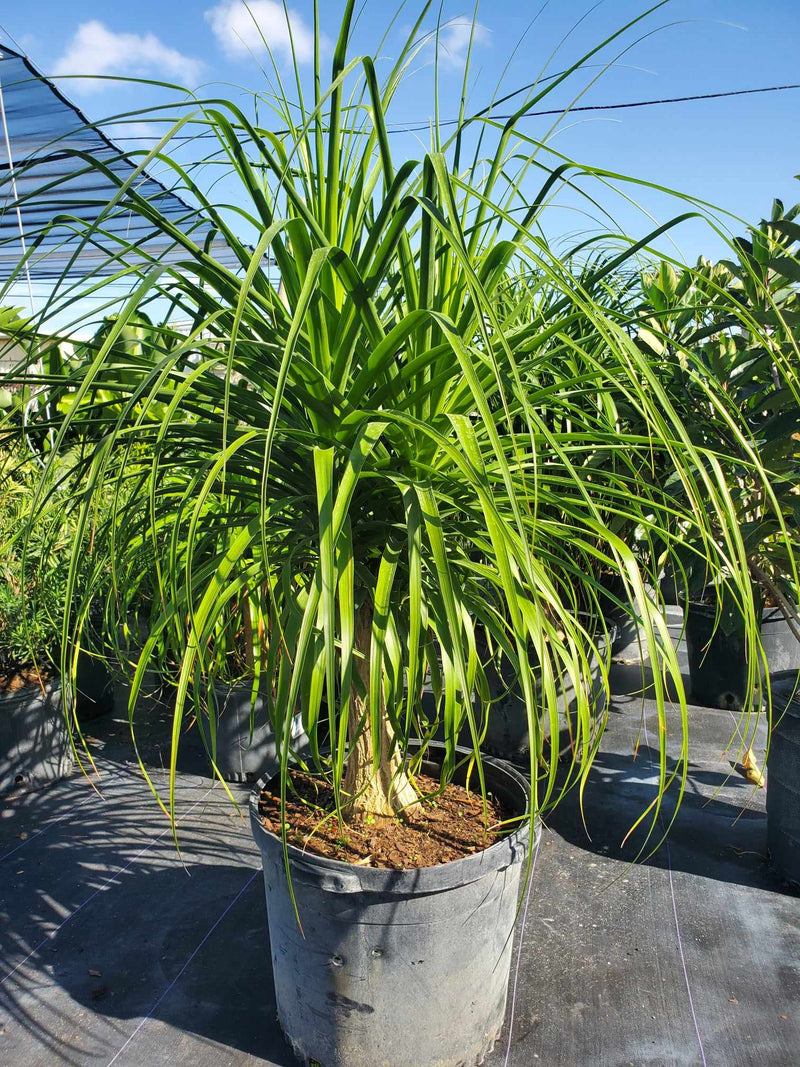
[
  {"x1": 0, "y1": 446, "x2": 96, "y2": 685},
  {"x1": 634, "y1": 204, "x2": 800, "y2": 636},
  {"x1": 1, "y1": 2, "x2": 790, "y2": 846}
]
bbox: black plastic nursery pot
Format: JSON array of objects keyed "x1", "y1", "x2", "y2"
[
  {"x1": 597, "y1": 574, "x2": 682, "y2": 657},
  {"x1": 194, "y1": 682, "x2": 308, "y2": 783},
  {"x1": 685, "y1": 600, "x2": 749, "y2": 710},
  {"x1": 597, "y1": 573, "x2": 635, "y2": 653},
  {"x1": 0, "y1": 681, "x2": 71, "y2": 793},
  {"x1": 686, "y1": 603, "x2": 800, "y2": 709},
  {"x1": 617, "y1": 604, "x2": 685, "y2": 658},
  {"x1": 111, "y1": 619, "x2": 172, "y2": 717},
  {"x1": 74, "y1": 652, "x2": 114, "y2": 722},
  {"x1": 429, "y1": 625, "x2": 617, "y2": 765},
  {"x1": 766, "y1": 670, "x2": 800, "y2": 887},
  {"x1": 761, "y1": 608, "x2": 800, "y2": 674},
  {"x1": 112, "y1": 665, "x2": 169, "y2": 718},
  {"x1": 659, "y1": 569, "x2": 682, "y2": 607},
  {"x1": 250, "y1": 741, "x2": 533, "y2": 1067},
  {"x1": 480, "y1": 635, "x2": 611, "y2": 764}
]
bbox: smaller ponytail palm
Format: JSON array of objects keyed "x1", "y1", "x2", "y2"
[{"x1": 7, "y1": 2, "x2": 787, "y2": 848}]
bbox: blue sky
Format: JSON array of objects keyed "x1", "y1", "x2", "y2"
[{"x1": 3, "y1": 1, "x2": 800, "y2": 282}]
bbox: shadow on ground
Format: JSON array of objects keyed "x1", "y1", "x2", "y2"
[
  {"x1": 1, "y1": 739, "x2": 293, "y2": 1067},
  {"x1": 2, "y1": 863, "x2": 293, "y2": 1066},
  {"x1": 539, "y1": 743, "x2": 800, "y2": 897}
]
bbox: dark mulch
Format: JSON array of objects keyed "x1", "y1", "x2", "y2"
[
  {"x1": 0, "y1": 666, "x2": 54, "y2": 693},
  {"x1": 257, "y1": 771, "x2": 509, "y2": 869}
]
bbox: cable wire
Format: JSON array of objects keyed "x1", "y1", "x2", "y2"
[
  {"x1": 393, "y1": 82, "x2": 800, "y2": 134},
  {"x1": 103, "y1": 82, "x2": 800, "y2": 143}
]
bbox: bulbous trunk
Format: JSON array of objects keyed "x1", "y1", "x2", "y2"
[{"x1": 343, "y1": 603, "x2": 417, "y2": 819}]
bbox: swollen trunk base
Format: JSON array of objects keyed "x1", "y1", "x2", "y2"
[{"x1": 250, "y1": 742, "x2": 532, "y2": 1067}]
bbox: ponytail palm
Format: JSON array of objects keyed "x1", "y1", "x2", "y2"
[{"x1": 5, "y1": 2, "x2": 783, "y2": 841}]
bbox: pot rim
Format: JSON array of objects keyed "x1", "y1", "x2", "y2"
[
  {"x1": 761, "y1": 605, "x2": 798, "y2": 624},
  {"x1": 0, "y1": 677, "x2": 60, "y2": 702},
  {"x1": 684, "y1": 599, "x2": 796, "y2": 623},
  {"x1": 249, "y1": 740, "x2": 533, "y2": 893},
  {"x1": 770, "y1": 670, "x2": 800, "y2": 713}
]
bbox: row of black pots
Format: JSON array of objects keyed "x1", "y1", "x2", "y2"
[
  {"x1": 476, "y1": 629, "x2": 613, "y2": 763},
  {"x1": 179, "y1": 634, "x2": 607, "y2": 784},
  {"x1": 0, "y1": 658, "x2": 304, "y2": 795},
  {"x1": 2, "y1": 620, "x2": 616, "y2": 795},
  {"x1": 184, "y1": 633, "x2": 610, "y2": 783},
  {"x1": 599, "y1": 577, "x2": 800, "y2": 710}
]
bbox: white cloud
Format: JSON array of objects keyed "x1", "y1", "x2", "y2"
[
  {"x1": 205, "y1": 1, "x2": 315, "y2": 64},
  {"x1": 432, "y1": 16, "x2": 491, "y2": 69},
  {"x1": 53, "y1": 20, "x2": 204, "y2": 94}
]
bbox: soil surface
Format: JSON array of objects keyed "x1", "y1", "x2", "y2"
[
  {"x1": 257, "y1": 771, "x2": 510, "y2": 869},
  {"x1": 0, "y1": 666, "x2": 55, "y2": 694}
]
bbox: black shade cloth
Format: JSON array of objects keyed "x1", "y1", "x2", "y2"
[{"x1": 0, "y1": 44, "x2": 241, "y2": 281}]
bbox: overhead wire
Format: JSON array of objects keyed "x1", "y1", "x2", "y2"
[{"x1": 100, "y1": 81, "x2": 800, "y2": 143}]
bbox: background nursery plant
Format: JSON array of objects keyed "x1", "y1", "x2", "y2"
[{"x1": 633, "y1": 202, "x2": 800, "y2": 702}]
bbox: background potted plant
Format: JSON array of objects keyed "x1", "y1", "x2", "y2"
[
  {"x1": 634, "y1": 204, "x2": 800, "y2": 708},
  {"x1": 0, "y1": 446, "x2": 112, "y2": 791},
  {"x1": 173, "y1": 570, "x2": 309, "y2": 783}
]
